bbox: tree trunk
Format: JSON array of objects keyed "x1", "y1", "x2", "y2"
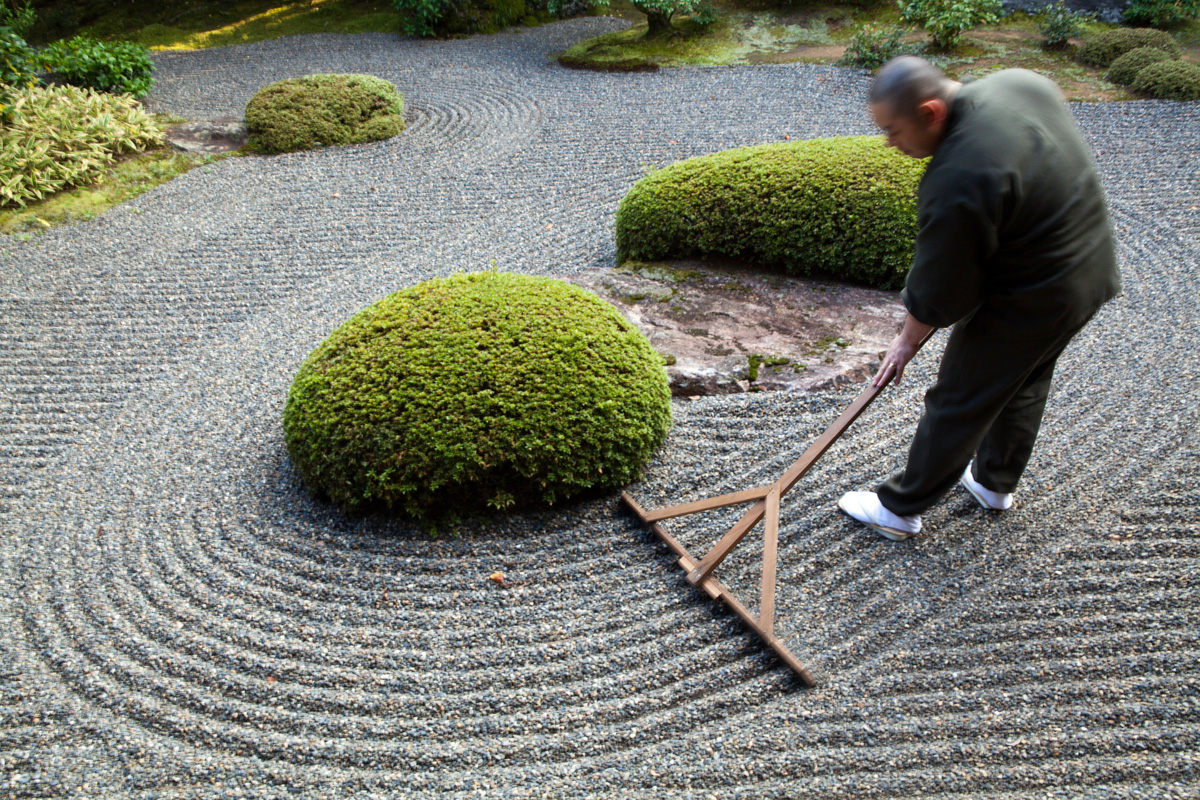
[{"x1": 643, "y1": 9, "x2": 673, "y2": 37}]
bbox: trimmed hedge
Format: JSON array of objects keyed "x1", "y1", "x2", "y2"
[
  {"x1": 615, "y1": 136, "x2": 926, "y2": 290},
  {"x1": 1129, "y1": 59, "x2": 1200, "y2": 100},
  {"x1": 1106, "y1": 46, "x2": 1174, "y2": 86},
  {"x1": 283, "y1": 272, "x2": 673, "y2": 519},
  {"x1": 245, "y1": 74, "x2": 404, "y2": 155},
  {"x1": 1076, "y1": 27, "x2": 1179, "y2": 68}
]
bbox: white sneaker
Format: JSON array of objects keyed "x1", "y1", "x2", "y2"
[
  {"x1": 837, "y1": 491, "x2": 922, "y2": 541},
  {"x1": 960, "y1": 461, "x2": 1013, "y2": 510}
]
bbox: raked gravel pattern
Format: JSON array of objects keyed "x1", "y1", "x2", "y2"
[{"x1": 1, "y1": 19, "x2": 1198, "y2": 799}]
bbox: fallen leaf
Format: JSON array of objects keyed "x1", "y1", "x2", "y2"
[
  {"x1": 489, "y1": 571, "x2": 505, "y2": 585},
  {"x1": 266, "y1": 676, "x2": 279, "y2": 683}
]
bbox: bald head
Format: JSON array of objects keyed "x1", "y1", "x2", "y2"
[{"x1": 870, "y1": 56, "x2": 957, "y2": 119}]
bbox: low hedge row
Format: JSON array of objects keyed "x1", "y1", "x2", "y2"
[{"x1": 615, "y1": 136, "x2": 925, "y2": 290}]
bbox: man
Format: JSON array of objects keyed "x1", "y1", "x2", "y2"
[{"x1": 837, "y1": 57, "x2": 1121, "y2": 541}]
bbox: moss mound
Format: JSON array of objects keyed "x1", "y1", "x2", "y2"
[
  {"x1": 614, "y1": 136, "x2": 926, "y2": 290},
  {"x1": 1076, "y1": 27, "x2": 1180, "y2": 68},
  {"x1": 283, "y1": 272, "x2": 673, "y2": 519},
  {"x1": 1129, "y1": 59, "x2": 1200, "y2": 100},
  {"x1": 244, "y1": 73, "x2": 404, "y2": 155},
  {"x1": 1105, "y1": 46, "x2": 1175, "y2": 86}
]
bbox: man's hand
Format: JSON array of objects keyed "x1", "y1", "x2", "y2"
[{"x1": 873, "y1": 313, "x2": 936, "y2": 387}]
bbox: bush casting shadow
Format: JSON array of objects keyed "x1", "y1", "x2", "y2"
[
  {"x1": 283, "y1": 272, "x2": 673, "y2": 520},
  {"x1": 615, "y1": 136, "x2": 926, "y2": 290},
  {"x1": 245, "y1": 73, "x2": 404, "y2": 155}
]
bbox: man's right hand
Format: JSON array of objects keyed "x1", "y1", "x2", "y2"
[{"x1": 873, "y1": 313, "x2": 936, "y2": 387}]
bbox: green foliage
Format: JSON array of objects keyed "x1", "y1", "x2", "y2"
[
  {"x1": 0, "y1": 25, "x2": 35, "y2": 121},
  {"x1": 39, "y1": 37, "x2": 155, "y2": 98},
  {"x1": 633, "y1": 0, "x2": 707, "y2": 35},
  {"x1": 1124, "y1": 0, "x2": 1198, "y2": 28},
  {"x1": 615, "y1": 136, "x2": 927, "y2": 290},
  {"x1": 1037, "y1": 1, "x2": 1089, "y2": 48},
  {"x1": 1105, "y1": 45, "x2": 1175, "y2": 84},
  {"x1": 1129, "y1": 57, "x2": 1200, "y2": 98},
  {"x1": 1076, "y1": 27, "x2": 1180, "y2": 67},
  {"x1": 838, "y1": 24, "x2": 907, "y2": 68},
  {"x1": 391, "y1": 0, "x2": 585, "y2": 36},
  {"x1": 0, "y1": 84, "x2": 163, "y2": 208},
  {"x1": 282, "y1": 271, "x2": 673, "y2": 519},
  {"x1": 898, "y1": 0, "x2": 1001, "y2": 49},
  {"x1": 392, "y1": 0, "x2": 446, "y2": 36},
  {"x1": 0, "y1": 0, "x2": 35, "y2": 37},
  {"x1": 244, "y1": 74, "x2": 404, "y2": 154}
]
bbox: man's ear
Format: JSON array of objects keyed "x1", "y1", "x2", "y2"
[{"x1": 916, "y1": 98, "x2": 950, "y2": 128}]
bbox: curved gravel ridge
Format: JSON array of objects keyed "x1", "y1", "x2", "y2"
[{"x1": 1, "y1": 21, "x2": 1198, "y2": 798}]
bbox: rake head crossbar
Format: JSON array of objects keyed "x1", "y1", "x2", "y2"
[{"x1": 622, "y1": 338, "x2": 932, "y2": 686}]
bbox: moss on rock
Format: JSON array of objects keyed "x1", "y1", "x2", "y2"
[
  {"x1": 244, "y1": 73, "x2": 404, "y2": 155},
  {"x1": 283, "y1": 272, "x2": 673, "y2": 519},
  {"x1": 614, "y1": 136, "x2": 926, "y2": 290},
  {"x1": 1076, "y1": 27, "x2": 1180, "y2": 69}
]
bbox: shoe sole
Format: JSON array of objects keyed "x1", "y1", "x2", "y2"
[
  {"x1": 837, "y1": 500, "x2": 915, "y2": 541},
  {"x1": 959, "y1": 475, "x2": 1011, "y2": 511}
]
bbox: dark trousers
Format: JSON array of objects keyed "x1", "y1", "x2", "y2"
[{"x1": 876, "y1": 314, "x2": 1087, "y2": 517}]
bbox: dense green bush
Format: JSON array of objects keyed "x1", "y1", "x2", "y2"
[
  {"x1": 838, "y1": 24, "x2": 907, "y2": 68},
  {"x1": 1076, "y1": 27, "x2": 1180, "y2": 67},
  {"x1": 897, "y1": 0, "x2": 1001, "y2": 50},
  {"x1": 1124, "y1": 0, "x2": 1197, "y2": 28},
  {"x1": 0, "y1": 84, "x2": 163, "y2": 207},
  {"x1": 244, "y1": 74, "x2": 404, "y2": 154},
  {"x1": 1129, "y1": 58, "x2": 1200, "y2": 99},
  {"x1": 0, "y1": 0, "x2": 35, "y2": 37},
  {"x1": 615, "y1": 136, "x2": 926, "y2": 290},
  {"x1": 1106, "y1": 45, "x2": 1175, "y2": 85},
  {"x1": 0, "y1": 25, "x2": 36, "y2": 120},
  {"x1": 39, "y1": 36, "x2": 155, "y2": 98},
  {"x1": 392, "y1": 0, "x2": 571, "y2": 36},
  {"x1": 1037, "y1": 0, "x2": 1089, "y2": 48},
  {"x1": 283, "y1": 272, "x2": 672, "y2": 519}
]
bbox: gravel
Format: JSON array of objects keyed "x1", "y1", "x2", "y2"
[{"x1": 1, "y1": 19, "x2": 1198, "y2": 799}]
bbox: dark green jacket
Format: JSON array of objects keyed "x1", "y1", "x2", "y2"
[{"x1": 902, "y1": 69, "x2": 1121, "y2": 334}]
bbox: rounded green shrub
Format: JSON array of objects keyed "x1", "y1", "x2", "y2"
[
  {"x1": 615, "y1": 136, "x2": 926, "y2": 290},
  {"x1": 244, "y1": 74, "x2": 404, "y2": 155},
  {"x1": 283, "y1": 272, "x2": 673, "y2": 519},
  {"x1": 1076, "y1": 27, "x2": 1180, "y2": 68},
  {"x1": 1106, "y1": 46, "x2": 1175, "y2": 85},
  {"x1": 1129, "y1": 58, "x2": 1200, "y2": 100}
]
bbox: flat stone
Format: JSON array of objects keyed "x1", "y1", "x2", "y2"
[
  {"x1": 164, "y1": 117, "x2": 248, "y2": 154},
  {"x1": 566, "y1": 260, "x2": 906, "y2": 396}
]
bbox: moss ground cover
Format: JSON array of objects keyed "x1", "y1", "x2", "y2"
[
  {"x1": 283, "y1": 272, "x2": 673, "y2": 520},
  {"x1": 244, "y1": 74, "x2": 405, "y2": 154},
  {"x1": 616, "y1": 136, "x2": 926, "y2": 290},
  {"x1": 0, "y1": 147, "x2": 222, "y2": 235}
]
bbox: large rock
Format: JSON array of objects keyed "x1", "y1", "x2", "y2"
[
  {"x1": 164, "y1": 117, "x2": 248, "y2": 154},
  {"x1": 567, "y1": 260, "x2": 907, "y2": 397}
]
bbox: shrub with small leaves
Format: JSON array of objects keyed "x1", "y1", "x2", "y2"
[
  {"x1": 283, "y1": 271, "x2": 672, "y2": 519},
  {"x1": 0, "y1": 25, "x2": 36, "y2": 121},
  {"x1": 1076, "y1": 27, "x2": 1180, "y2": 67},
  {"x1": 615, "y1": 136, "x2": 927, "y2": 290},
  {"x1": 898, "y1": 0, "x2": 1001, "y2": 50},
  {"x1": 245, "y1": 74, "x2": 404, "y2": 154},
  {"x1": 1037, "y1": 0, "x2": 1089, "y2": 48},
  {"x1": 0, "y1": 83, "x2": 162, "y2": 207},
  {"x1": 39, "y1": 36, "x2": 155, "y2": 98},
  {"x1": 1129, "y1": 58, "x2": 1200, "y2": 100},
  {"x1": 1106, "y1": 46, "x2": 1175, "y2": 85},
  {"x1": 838, "y1": 25, "x2": 907, "y2": 68},
  {"x1": 0, "y1": 0, "x2": 35, "y2": 37},
  {"x1": 1124, "y1": 0, "x2": 1198, "y2": 28}
]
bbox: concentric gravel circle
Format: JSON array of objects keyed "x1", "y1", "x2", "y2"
[{"x1": 1, "y1": 23, "x2": 1198, "y2": 799}]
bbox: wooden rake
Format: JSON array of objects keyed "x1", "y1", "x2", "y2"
[{"x1": 622, "y1": 340, "x2": 931, "y2": 686}]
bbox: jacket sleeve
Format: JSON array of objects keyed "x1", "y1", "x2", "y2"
[{"x1": 901, "y1": 164, "x2": 1006, "y2": 328}]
